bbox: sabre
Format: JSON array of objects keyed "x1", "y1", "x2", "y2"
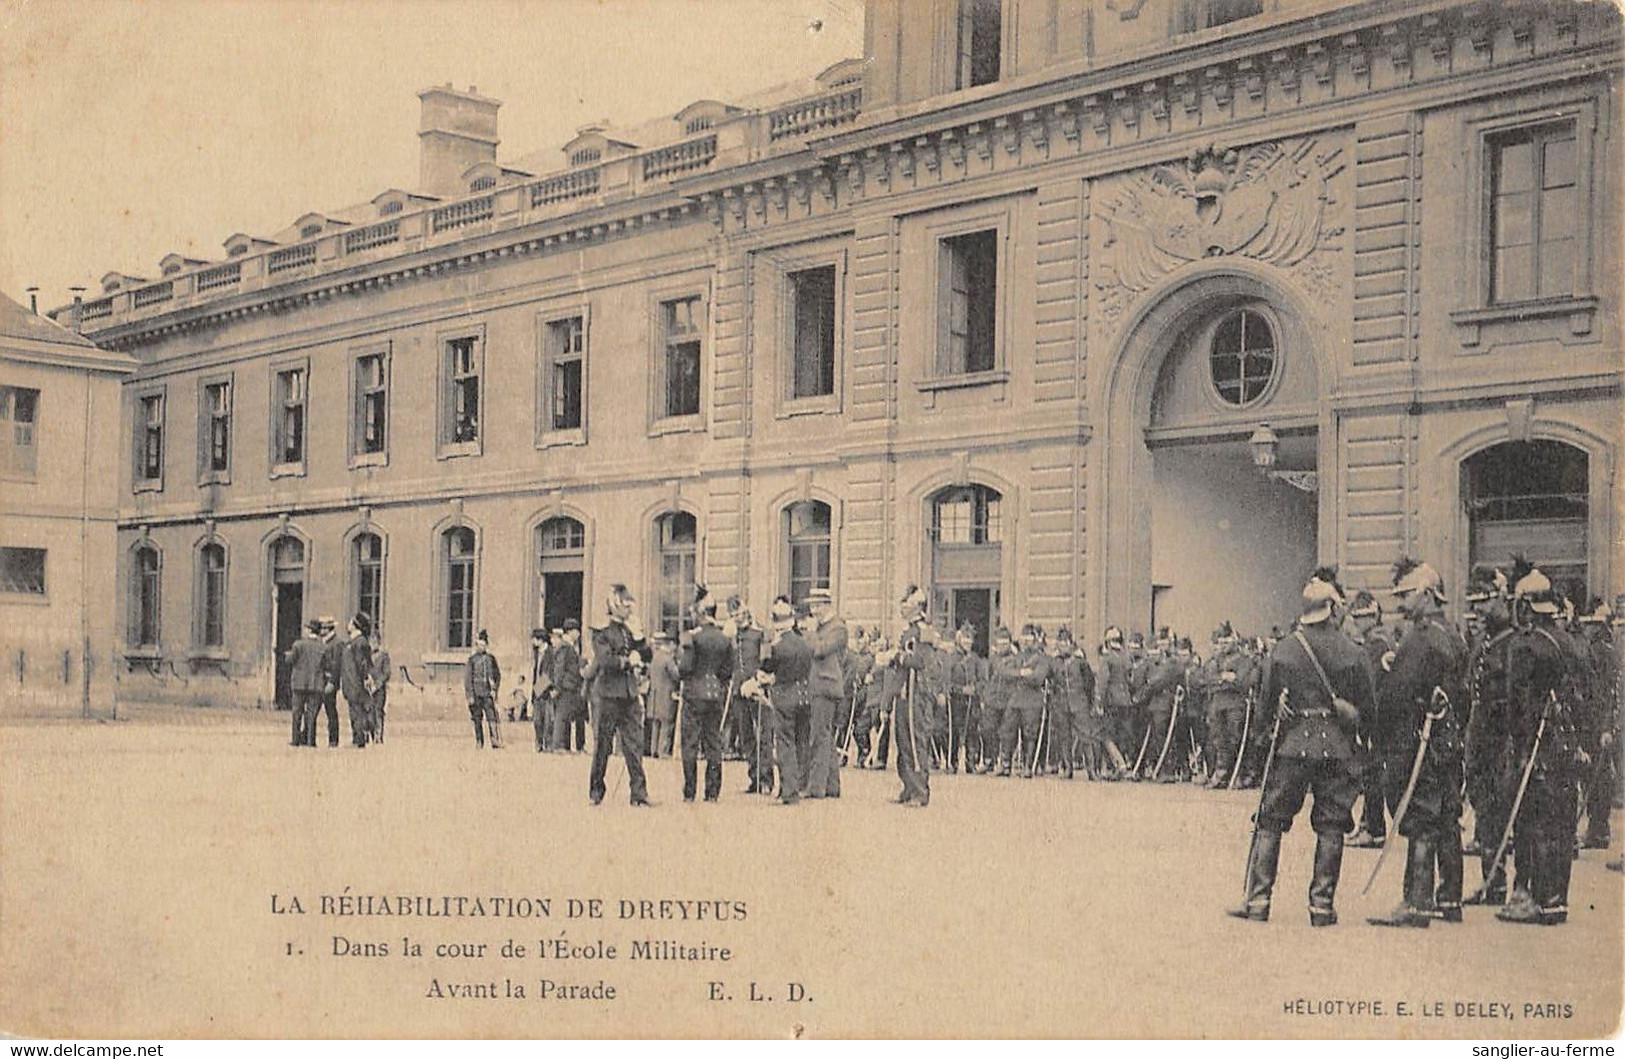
[
  {"x1": 1228, "y1": 689, "x2": 1254, "y2": 790},
  {"x1": 1481, "y1": 692, "x2": 1554, "y2": 895},
  {"x1": 1030, "y1": 698, "x2": 1049, "y2": 777},
  {"x1": 904, "y1": 664, "x2": 922, "y2": 782},
  {"x1": 1151, "y1": 685, "x2": 1185, "y2": 779},
  {"x1": 1131, "y1": 717, "x2": 1154, "y2": 775},
  {"x1": 1362, "y1": 687, "x2": 1450, "y2": 895},
  {"x1": 1240, "y1": 689, "x2": 1288, "y2": 902}
]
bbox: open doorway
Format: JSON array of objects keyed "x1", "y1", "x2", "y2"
[{"x1": 270, "y1": 536, "x2": 305, "y2": 710}]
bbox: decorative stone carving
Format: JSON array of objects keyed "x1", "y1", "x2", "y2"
[{"x1": 1093, "y1": 137, "x2": 1347, "y2": 328}]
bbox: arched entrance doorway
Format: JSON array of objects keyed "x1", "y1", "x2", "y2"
[
  {"x1": 1463, "y1": 440, "x2": 1589, "y2": 603},
  {"x1": 1097, "y1": 267, "x2": 1332, "y2": 641},
  {"x1": 268, "y1": 535, "x2": 305, "y2": 709},
  {"x1": 534, "y1": 516, "x2": 586, "y2": 633}
]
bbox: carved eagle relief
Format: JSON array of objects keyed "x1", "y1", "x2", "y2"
[{"x1": 1097, "y1": 138, "x2": 1341, "y2": 297}]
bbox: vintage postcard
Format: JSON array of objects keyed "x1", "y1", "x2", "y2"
[{"x1": 1, "y1": 0, "x2": 1620, "y2": 1041}]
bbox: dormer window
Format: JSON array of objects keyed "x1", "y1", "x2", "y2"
[{"x1": 379, "y1": 200, "x2": 404, "y2": 216}]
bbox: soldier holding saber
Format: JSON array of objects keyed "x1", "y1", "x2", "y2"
[{"x1": 1228, "y1": 568, "x2": 1374, "y2": 927}]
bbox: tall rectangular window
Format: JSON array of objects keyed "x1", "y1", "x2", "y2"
[
  {"x1": 785, "y1": 500, "x2": 832, "y2": 606},
  {"x1": 548, "y1": 316, "x2": 585, "y2": 432},
  {"x1": 660, "y1": 297, "x2": 703, "y2": 419},
  {"x1": 442, "y1": 334, "x2": 483, "y2": 449},
  {"x1": 1490, "y1": 122, "x2": 1577, "y2": 304},
  {"x1": 352, "y1": 350, "x2": 389, "y2": 461},
  {"x1": 274, "y1": 367, "x2": 306, "y2": 468},
  {"x1": 1, "y1": 385, "x2": 39, "y2": 479},
  {"x1": 655, "y1": 512, "x2": 697, "y2": 639},
  {"x1": 130, "y1": 545, "x2": 161, "y2": 647},
  {"x1": 136, "y1": 392, "x2": 165, "y2": 485},
  {"x1": 955, "y1": 0, "x2": 1001, "y2": 89},
  {"x1": 444, "y1": 527, "x2": 477, "y2": 649},
  {"x1": 0, "y1": 546, "x2": 46, "y2": 596},
  {"x1": 201, "y1": 380, "x2": 231, "y2": 477},
  {"x1": 354, "y1": 533, "x2": 384, "y2": 634},
  {"x1": 939, "y1": 229, "x2": 999, "y2": 376},
  {"x1": 1178, "y1": 0, "x2": 1263, "y2": 32},
  {"x1": 198, "y1": 542, "x2": 227, "y2": 648},
  {"x1": 790, "y1": 267, "x2": 836, "y2": 400}
]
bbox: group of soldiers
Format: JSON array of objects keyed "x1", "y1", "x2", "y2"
[{"x1": 1228, "y1": 558, "x2": 1621, "y2": 930}]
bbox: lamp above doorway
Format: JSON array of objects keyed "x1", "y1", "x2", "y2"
[{"x1": 1249, "y1": 422, "x2": 1318, "y2": 493}]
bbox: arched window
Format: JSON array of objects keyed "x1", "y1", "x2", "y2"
[
  {"x1": 443, "y1": 527, "x2": 478, "y2": 650},
  {"x1": 1465, "y1": 440, "x2": 1589, "y2": 602},
  {"x1": 353, "y1": 533, "x2": 384, "y2": 634},
  {"x1": 1208, "y1": 308, "x2": 1276, "y2": 406},
  {"x1": 784, "y1": 500, "x2": 832, "y2": 605},
  {"x1": 197, "y1": 541, "x2": 228, "y2": 648},
  {"x1": 130, "y1": 544, "x2": 161, "y2": 648},
  {"x1": 654, "y1": 512, "x2": 697, "y2": 639}
]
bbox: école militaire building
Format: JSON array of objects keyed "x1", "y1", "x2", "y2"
[{"x1": 57, "y1": 0, "x2": 1622, "y2": 712}]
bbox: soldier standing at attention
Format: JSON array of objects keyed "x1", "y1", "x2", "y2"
[
  {"x1": 1048, "y1": 627, "x2": 1095, "y2": 779},
  {"x1": 1135, "y1": 630, "x2": 1183, "y2": 782},
  {"x1": 316, "y1": 616, "x2": 343, "y2": 749},
  {"x1": 1229, "y1": 568, "x2": 1374, "y2": 927},
  {"x1": 1496, "y1": 565, "x2": 1582, "y2": 925},
  {"x1": 465, "y1": 630, "x2": 502, "y2": 749},
  {"x1": 882, "y1": 586, "x2": 938, "y2": 805},
  {"x1": 1346, "y1": 592, "x2": 1394, "y2": 848},
  {"x1": 585, "y1": 585, "x2": 653, "y2": 806},
  {"x1": 946, "y1": 625, "x2": 982, "y2": 775},
  {"x1": 677, "y1": 588, "x2": 733, "y2": 802},
  {"x1": 1096, "y1": 627, "x2": 1134, "y2": 780},
  {"x1": 288, "y1": 619, "x2": 326, "y2": 747},
  {"x1": 1577, "y1": 598, "x2": 1617, "y2": 851},
  {"x1": 979, "y1": 626, "x2": 1015, "y2": 775},
  {"x1": 1000, "y1": 624, "x2": 1051, "y2": 778},
  {"x1": 804, "y1": 588, "x2": 848, "y2": 799},
  {"x1": 1367, "y1": 560, "x2": 1468, "y2": 928},
  {"x1": 1201, "y1": 623, "x2": 1256, "y2": 788},
  {"x1": 1462, "y1": 573, "x2": 1518, "y2": 905},
  {"x1": 759, "y1": 599, "x2": 814, "y2": 805},
  {"x1": 729, "y1": 605, "x2": 771, "y2": 793}
]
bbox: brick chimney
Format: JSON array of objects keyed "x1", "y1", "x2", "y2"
[{"x1": 418, "y1": 84, "x2": 500, "y2": 198}]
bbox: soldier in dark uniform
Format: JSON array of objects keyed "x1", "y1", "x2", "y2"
[
  {"x1": 585, "y1": 585, "x2": 653, "y2": 807},
  {"x1": 1345, "y1": 593, "x2": 1393, "y2": 847},
  {"x1": 1463, "y1": 572, "x2": 1518, "y2": 904},
  {"x1": 1496, "y1": 566, "x2": 1582, "y2": 925},
  {"x1": 1095, "y1": 626, "x2": 1135, "y2": 780},
  {"x1": 1577, "y1": 599, "x2": 1617, "y2": 850},
  {"x1": 1048, "y1": 627, "x2": 1095, "y2": 779},
  {"x1": 1368, "y1": 560, "x2": 1468, "y2": 928},
  {"x1": 944, "y1": 625, "x2": 980, "y2": 774},
  {"x1": 1229, "y1": 569, "x2": 1374, "y2": 927},
  {"x1": 1137, "y1": 631, "x2": 1183, "y2": 782},
  {"x1": 1202, "y1": 622, "x2": 1258, "y2": 789},
  {"x1": 369, "y1": 628, "x2": 391, "y2": 745},
  {"x1": 1125, "y1": 632, "x2": 1151, "y2": 774},
  {"x1": 529, "y1": 628, "x2": 553, "y2": 752},
  {"x1": 729, "y1": 606, "x2": 770, "y2": 793},
  {"x1": 677, "y1": 587, "x2": 733, "y2": 802},
  {"x1": 980, "y1": 626, "x2": 1014, "y2": 775},
  {"x1": 857, "y1": 634, "x2": 892, "y2": 770},
  {"x1": 882, "y1": 586, "x2": 938, "y2": 805},
  {"x1": 998, "y1": 624, "x2": 1050, "y2": 778},
  {"x1": 464, "y1": 629, "x2": 502, "y2": 749},
  {"x1": 838, "y1": 628, "x2": 872, "y2": 767},
  {"x1": 759, "y1": 599, "x2": 813, "y2": 805}
]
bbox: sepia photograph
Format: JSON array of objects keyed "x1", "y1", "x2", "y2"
[{"x1": 0, "y1": 0, "x2": 1620, "y2": 1043}]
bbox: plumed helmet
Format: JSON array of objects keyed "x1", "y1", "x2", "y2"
[
  {"x1": 1211, "y1": 621, "x2": 1236, "y2": 643},
  {"x1": 1346, "y1": 590, "x2": 1380, "y2": 619},
  {"x1": 769, "y1": 598, "x2": 796, "y2": 624},
  {"x1": 1300, "y1": 576, "x2": 1342, "y2": 625},
  {"x1": 1103, "y1": 625, "x2": 1124, "y2": 645},
  {"x1": 1513, "y1": 563, "x2": 1558, "y2": 615},
  {"x1": 1391, "y1": 557, "x2": 1446, "y2": 602}
]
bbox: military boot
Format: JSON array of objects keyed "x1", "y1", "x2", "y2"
[
  {"x1": 1308, "y1": 831, "x2": 1344, "y2": 927},
  {"x1": 1435, "y1": 830, "x2": 1464, "y2": 922},
  {"x1": 1495, "y1": 887, "x2": 1545, "y2": 925},
  {"x1": 1227, "y1": 828, "x2": 1281, "y2": 922},
  {"x1": 1367, "y1": 835, "x2": 1435, "y2": 928}
]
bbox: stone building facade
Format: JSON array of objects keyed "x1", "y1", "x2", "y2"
[
  {"x1": 2, "y1": 292, "x2": 136, "y2": 717},
  {"x1": 66, "y1": 0, "x2": 1622, "y2": 712}
]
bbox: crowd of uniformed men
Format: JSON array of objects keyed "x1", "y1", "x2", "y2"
[{"x1": 283, "y1": 555, "x2": 1620, "y2": 928}]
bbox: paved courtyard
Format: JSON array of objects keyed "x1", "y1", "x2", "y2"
[{"x1": 2, "y1": 706, "x2": 1619, "y2": 1039}]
